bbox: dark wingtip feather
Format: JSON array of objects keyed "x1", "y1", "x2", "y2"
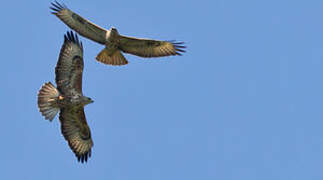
[
  {"x1": 50, "y1": 7, "x2": 59, "y2": 14},
  {"x1": 173, "y1": 41, "x2": 185, "y2": 45},
  {"x1": 175, "y1": 45, "x2": 186, "y2": 48},
  {"x1": 175, "y1": 47, "x2": 186, "y2": 52},
  {"x1": 63, "y1": 34, "x2": 68, "y2": 42},
  {"x1": 50, "y1": 1, "x2": 67, "y2": 14},
  {"x1": 65, "y1": 31, "x2": 83, "y2": 50},
  {"x1": 168, "y1": 40, "x2": 186, "y2": 55},
  {"x1": 76, "y1": 151, "x2": 90, "y2": 163}
]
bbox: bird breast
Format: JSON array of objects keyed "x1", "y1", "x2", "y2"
[{"x1": 105, "y1": 30, "x2": 119, "y2": 44}]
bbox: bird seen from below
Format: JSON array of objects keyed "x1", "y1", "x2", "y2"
[
  {"x1": 50, "y1": 1, "x2": 186, "y2": 66},
  {"x1": 37, "y1": 31, "x2": 93, "y2": 163}
]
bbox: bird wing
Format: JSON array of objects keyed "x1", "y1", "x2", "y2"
[
  {"x1": 118, "y1": 35, "x2": 186, "y2": 57},
  {"x1": 55, "y1": 31, "x2": 84, "y2": 96},
  {"x1": 59, "y1": 106, "x2": 93, "y2": 163},
  {"x1": 50, "y1": 1, "x2": 107, "y2": 45}
]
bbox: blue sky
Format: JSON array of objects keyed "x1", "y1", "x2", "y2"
[{"x1": 1, "y1": 0, "x2": 323, "y2": 179}]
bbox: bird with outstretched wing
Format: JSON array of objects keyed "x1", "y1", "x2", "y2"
[
  {"x1": 37, "y1": 31, "x2": 94, "y2": 163},
  {"x1": 50, "y1": 1, "x2": 186, "y2": 66}
]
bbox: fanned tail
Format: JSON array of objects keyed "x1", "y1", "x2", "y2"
[
  {"x1": 96, "y1": 48, "x2": 128, "y2": 66},
  {"x1": 37, "y1": 82, "x2": 60, "y2": 121}
]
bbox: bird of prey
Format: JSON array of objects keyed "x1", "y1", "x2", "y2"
[
  {"x1": 50, "y1": 1, "x2": 186, "y2": 66},
  {"x1": 37, "y1": 31, "x2": 93, "y2": 163}
]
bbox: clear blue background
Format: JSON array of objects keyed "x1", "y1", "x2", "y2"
[{"x1": 1, "y1": 0, "x2": 323, "y2": 179}]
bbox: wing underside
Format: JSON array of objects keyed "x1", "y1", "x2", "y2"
[
  {"x1": 55, "y1": 31, "x2": 84, "y2": 96},
  {"x1": 118, "y1": 35, "x2": 186, "y2": 57},
  {"x1": 59, "y1": 107, "x2": 93, "y2": 163},
  {"x1": 50, "y1": 1, "x2": 107, "y2": 45}
]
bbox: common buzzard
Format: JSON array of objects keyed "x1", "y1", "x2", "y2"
[
  {"x1": 50, "y1": 1, "x2": 186, "y2": 65},
  {"x1": 37, "y1": 31, "x2": 93, "y2": 163}
]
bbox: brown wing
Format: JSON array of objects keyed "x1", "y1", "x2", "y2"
[
  {"x1": 55, "y1": 31, "x2": 84, "y2": 96},
  {"x1": 59, "y1": 106, "x2": 93, "y2": 163},
  {"x1": 50, "y1": 2, "x2": 107, "y2": 45},
  {"x1": 118, "y1": 35, "x2": 186, "y2": 57}
]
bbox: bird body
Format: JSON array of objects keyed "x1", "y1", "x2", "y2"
[
  {"x1": 56, "y1": 94, "x2": 92, "y2": 108},
  {"x1": 37, "y1": 31, "x2": 93, "y2": 163},
  {"x1": 50, "y1": 1, "x2": 186, "y2": 66}
]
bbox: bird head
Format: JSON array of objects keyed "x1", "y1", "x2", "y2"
[
  {"x1": 82, "y1": 96, "x2": 94, "y2": 105},
  {"x1": 110, "y1": 27, "x2": 118, "y2": 34}
]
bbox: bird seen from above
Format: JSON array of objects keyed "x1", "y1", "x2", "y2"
[
  {"x1": 37, "y1": 31, "x2": 93, "y2": 163},
  {"x1": 50, "y1": 1, "x2": 186, "y2": 66}
]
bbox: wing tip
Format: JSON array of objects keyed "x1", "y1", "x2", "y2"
[
  {"x1": 76, "y1": 150, "x2": 91, "y2": 163},
  {"x1": 168, "y1": 40, "x2": 186, "y2": 55},
  {"x1": 50, "y1": 1, "x2": 67, "y2": 14},
  {"x1": 64, "y1": 31, "x2": 83, "y2": 50}
]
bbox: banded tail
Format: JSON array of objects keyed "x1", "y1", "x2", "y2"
[
  {"x1": 37, "y1": 82, "x2": 60, "y2": 121},
  {"x1": 96, "y1": 48, "x2": 128, "y2": 65}
]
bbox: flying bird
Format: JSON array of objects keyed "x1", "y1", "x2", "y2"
[
  {"x1": 37, "y1": 31, "x2": 93, "y2": 163},
  {"x1": 50, "y1": 1, "x2": 186, "y2": 66}
]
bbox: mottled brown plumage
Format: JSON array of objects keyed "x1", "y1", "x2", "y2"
[
  {"x1": 37, "y1": 31, "x2": 93, "y2": 163},
  {"x1": 50, "y1": 1, "x2": 186, "y2": 66}
]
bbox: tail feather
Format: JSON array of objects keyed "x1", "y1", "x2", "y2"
[
  {"x1": 37, "y1": 82, "x2": 60, "y2": 121},
  {"x1": 96, "y1": 48, "x2": 128, "y2": 66}
]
